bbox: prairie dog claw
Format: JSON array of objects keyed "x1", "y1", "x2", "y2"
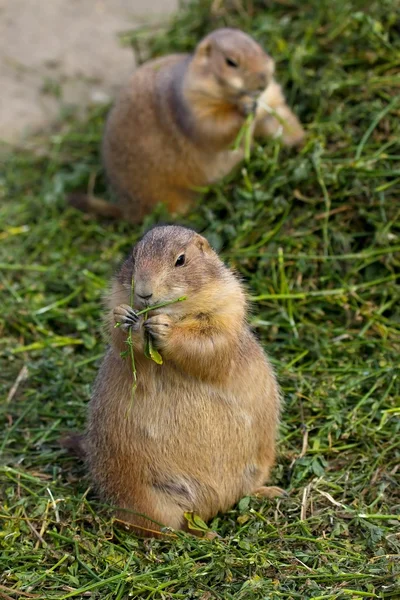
[
  {"x1": 114, "y1": 304, "x2": 140, "y2": 331},
  {"x1": 144, "y1": 314, "x2": 173, "y2": 343}
]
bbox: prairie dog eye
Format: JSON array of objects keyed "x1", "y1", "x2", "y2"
[
  {"x1": 175, "y1": 254, "x2": 186, "y2": 267},
  {"x1": 225, "y1": 57, "x2": 238, "y2": 68}
]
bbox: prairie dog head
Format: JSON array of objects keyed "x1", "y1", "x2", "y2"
[
  {"x1": 187, "y1": 28, "x2": 274, "y2": 111},
  {"x1": 118, "y1": 226, "x2": 245, "y2": 318}
]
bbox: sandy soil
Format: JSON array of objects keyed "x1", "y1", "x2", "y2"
[{"x1": 0, "y1": 0, "x2": 177, "y2": 144}]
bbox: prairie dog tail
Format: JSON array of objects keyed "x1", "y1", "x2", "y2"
[
  {"x1": 68, "y1": 193, "x2": 123, "y2": 219},
  {"x1": 60, "y1": 432, "x2": 87, "y2": 460}
]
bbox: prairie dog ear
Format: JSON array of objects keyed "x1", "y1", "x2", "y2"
[
  {"x1": 195, "y1": 234, "x2": 212, "y2": 254},
  {"x1": 196, "y1": 37, "x2": 212, "y2": 59}
]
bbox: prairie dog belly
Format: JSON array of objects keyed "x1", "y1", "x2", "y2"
[{"x1": 106, "y1": 367, "x2": 264, "y2": 514}]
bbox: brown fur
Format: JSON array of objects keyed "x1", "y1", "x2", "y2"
[
  {"x1": 71, "y1": 225, "x2": 283, "y2": 536},
  {"x1": 69, "y1": 28, "x2": 305, "y2": 223}
]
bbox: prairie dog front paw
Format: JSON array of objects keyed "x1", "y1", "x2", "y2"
[
  {"x1": 114, "y1": 304, "x2": 140, "y2": 331},
  {"x1": 237, "y1": 95, "x2": 258, "y2": 117},
  {"x1": 144, "y1": 314, "x2": 173, "y2": 345}
]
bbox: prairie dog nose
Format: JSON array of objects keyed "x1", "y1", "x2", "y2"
[
  {"x1": 135, "y1": 281, "x2": 153, "y2": 301},
  {"x1": 137, "y1": 292, "x2": 153, "y2": 301}
]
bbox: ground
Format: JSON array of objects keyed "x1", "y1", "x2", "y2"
[
  {"x1": 0, "y1": 0, "x2": 176, "y2": 144},
  {"x1": 0, "y1": 0, "x2": 399, "y2": 599}
]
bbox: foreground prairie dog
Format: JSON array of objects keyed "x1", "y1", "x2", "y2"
[
  {"x1": 68, "y1": 225, "x2": 284, "y2": 536},
  {"x1": 70, "y1": 28, "x2": 304, "y2": 223}
]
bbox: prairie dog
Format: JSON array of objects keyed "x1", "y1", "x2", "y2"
[
  {"x1": 70, "y1": 28, "x2": 305, "y2": 223},
  {"x1": 69, "y1": 225, "x2": 284, "y2": 537}
]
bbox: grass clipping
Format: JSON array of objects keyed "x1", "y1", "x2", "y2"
[
  {"x1": 233, "y1": 112, "x2": 255, "y2": 162},
  {"x1": 116, "y1": 275, "x2": 186, "y2": 399}
]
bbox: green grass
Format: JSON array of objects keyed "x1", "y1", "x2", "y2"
[{"x1": 1, "y1": 0, "x2": 399, "y2": 597}]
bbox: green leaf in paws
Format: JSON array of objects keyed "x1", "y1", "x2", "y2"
[
  {"x1": 145, "y1": 332, "x2": 163, "y2": 364},
  {"x1": 144, "y1": 331, "x2": 151, "y2": 360}
]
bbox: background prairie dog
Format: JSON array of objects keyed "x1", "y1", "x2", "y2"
[
  {"x1": 70, "y1": 28, "x2": 305, "y2": 223},
  {"x1": 71, "y1": 225, "x2": 283, "y2": 536}
]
